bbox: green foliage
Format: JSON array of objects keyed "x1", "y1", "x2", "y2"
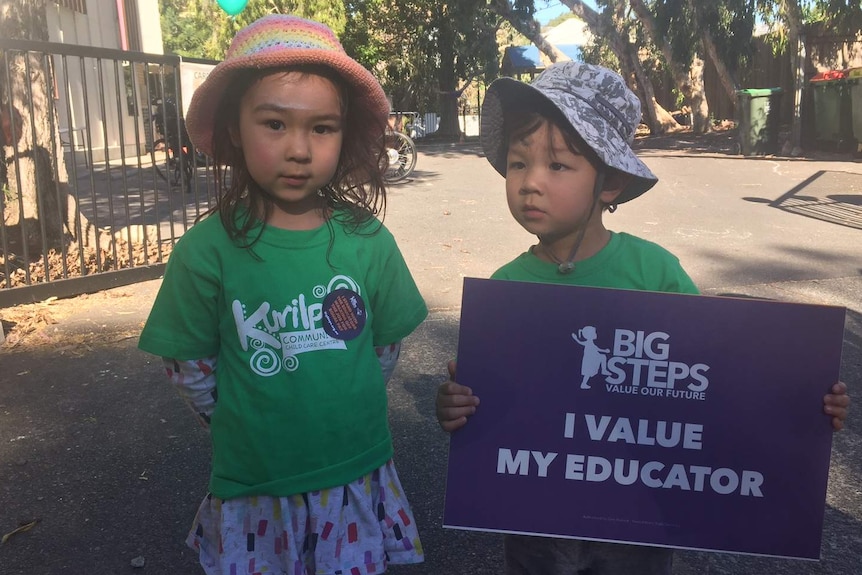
[
  {"x1": 339, "y1": 0, "x2": 387, "y2": 71},
  {"x1": 756, "y1": 0, "x2": 862, "y2": 56},
  {"x1": 156, "y1": 0, "x2": 500, "y2": 123},
  {"x1": 700, "y1": 1, "x2": 756, "y2": 74},
  {"x1": 2, "y1": 182, "x2": 13, "y2": 204},
  {"x1": 582, "y1": 0, "x2": 755, "y2": 89},
  {"x1": 580, "y1": 0, "x2": 654, "y2": 72},
  {"x1": 651, "y1": 0, "x2": 702, "y2": 66},
  {"x1": 576, "y1": 0, "x2": 618, "y2": 70},
  {"x1": 804, "y1": 0, "x2": 862, "y2": 28},
  {"x1": 158, "y1": 0, "x2": 347, "y2": 59},
  {"x1": 159, "y1": 0, "x2": 220, "y2": 59},
  {"x1": 672, "y1": 87, "x2": 685, "y2": 109},
  {"x1": 341, "y1": 0, "x2": 498, "y2": 115},
  {"x1": 511, "y1": 0, "x2": 537, "y2": 19},
  {"x1": 209, "y1": 0, "x2": 347, "y2": 57},
  {"x1": 578, "y1": 40, "x2": 620, "y2": 70}
]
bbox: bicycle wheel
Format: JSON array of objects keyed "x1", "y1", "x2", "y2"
[
  {"x1": 152, "y1": 138, "x2": 182, "y2": 187},
  {"x1": 381, "y1": 132, "x2": 417, "y2": 183}
]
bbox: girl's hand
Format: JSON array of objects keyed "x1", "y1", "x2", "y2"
[
  {"x1": 435, "y1": 360, "x2": 480, "y2": 433},
  {"x1": 824, "y1": 381, "x2": 850, "y2": 431}
]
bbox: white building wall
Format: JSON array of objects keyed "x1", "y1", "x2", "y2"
[
  {"x1": 44, "y1": 0, "x2": 165, "y2": 163},
  {"x1": 137, "y1": 0, "x2": 164, "y2": 54}
]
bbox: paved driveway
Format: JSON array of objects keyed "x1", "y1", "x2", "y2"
[{"x1": 0, "y1": 139, "x2": 859, "y2": 574}]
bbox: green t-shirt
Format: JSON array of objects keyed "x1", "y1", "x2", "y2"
[
  {"x1": 492, "y1": 231, "x2": 699, "y2": 295},
  {"x1": 138, "y1": 212, "x2": 428, "y2": 499}
]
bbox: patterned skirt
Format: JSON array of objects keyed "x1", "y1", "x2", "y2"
[{"x1": 187, "y1": 460, "x2": 424, "y2": 574}]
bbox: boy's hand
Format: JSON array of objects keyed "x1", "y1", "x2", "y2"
[
  {"x1": 824, "y1": 381, "x2": 850, "y2": 431},
  {"x1": 435, "y1": 360, "x2": 480, "y2": 433}
]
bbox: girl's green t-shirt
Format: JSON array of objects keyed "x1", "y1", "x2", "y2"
[{"x1": 139, "y1": 212, "x2": 427, "y2": 499}]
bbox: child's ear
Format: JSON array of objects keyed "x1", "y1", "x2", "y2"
[{"x1": 599, "y1": 171, "x2": 631, "y2": 205}]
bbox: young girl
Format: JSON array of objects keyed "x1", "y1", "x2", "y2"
[
  {"x1": 138, "y1": 15, "x2": 427, "y2": 574},
  {"x1": 435, "y1": 62, "x2": 851, "y2": 574},
  {"x1": 572, "y1": 326, "x2": 611, "y2": 389}
]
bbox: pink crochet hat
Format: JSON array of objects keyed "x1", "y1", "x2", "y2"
[{"x1": 185, "y1": 14, "x2": 390, "y2": 157}]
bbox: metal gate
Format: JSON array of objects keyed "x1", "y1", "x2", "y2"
[{"x1": 0, "y1": 38, "x2": 218, "y2": 307}]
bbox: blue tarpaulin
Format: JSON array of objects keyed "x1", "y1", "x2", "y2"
[
  {"x1": 557, "y1": 44, "x2": 583, "y2": 61},
  {"x1": 504, "y1": 45, "x2": 542, "y2": 69},
  {"x1": 501, "y1": 44, "x2": 583, "y2": 78}
]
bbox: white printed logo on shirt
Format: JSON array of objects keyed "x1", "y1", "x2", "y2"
[{"x1": 232, "y1": 275, "x2": 361, "y2": 376}]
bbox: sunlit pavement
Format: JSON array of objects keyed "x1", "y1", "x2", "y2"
[{"x1": 1, "y1": 144, "x2": 859, "y2": 574}]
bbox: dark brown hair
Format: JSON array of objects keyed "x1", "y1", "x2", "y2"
[
  {"x1": 205, "y1": 64, "x2": 388, "y2": 248},
  {"x1": 504, "y1": 103, "x2": 621, "y2": 208},
  {"x1": 504, "y1": 101, "x2": 603, "y2": 171}
]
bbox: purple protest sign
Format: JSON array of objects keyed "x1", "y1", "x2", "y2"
[{"x1": 443, "y1": 278, "x2": 845, "y2": 560}]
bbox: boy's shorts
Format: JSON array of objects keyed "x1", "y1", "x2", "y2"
[{"x1": 504, "y1": 534, "x2": 673, "y2": 575}]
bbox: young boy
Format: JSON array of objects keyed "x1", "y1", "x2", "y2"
[{"x1": 435, "y1": 61, "x2": 850, "y2": 575}]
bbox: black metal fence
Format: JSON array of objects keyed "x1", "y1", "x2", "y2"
[{"x1": 0, "y1": 39, "x2": 218, "y2": 307}]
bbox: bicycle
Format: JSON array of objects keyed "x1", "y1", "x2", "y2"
[
  {"x1": 152, "y1": 136, "x2": 195, "y2": 189},
  {"x1": 151, "y1": 98, "x2": 202, "y2": 192},
  {"x1": 381, "y1": 111, "x2": 418, "y2": 183}
]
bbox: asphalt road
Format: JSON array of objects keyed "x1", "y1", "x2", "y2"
[{"x1": 1, "y1": 139, "x2": 860, "y2": 574}]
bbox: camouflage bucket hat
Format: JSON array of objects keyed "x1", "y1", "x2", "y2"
[{"x1": 481, "y1": 61, "x2": 657, "y2": 204}]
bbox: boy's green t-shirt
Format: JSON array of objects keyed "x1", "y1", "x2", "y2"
[
  {"x1": 491, "y1": 231, "x2": 699, "y2": 295},
  {"x1": 138, "y1": 212, "x2": 428, "y2": 499}
]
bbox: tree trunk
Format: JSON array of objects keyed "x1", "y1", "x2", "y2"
[
  {"x1": 688, "y1": 54, "x2": 711, "y2": 133},
  {"x1": 608, "y1": 2, "x2": 641, "y2": 120},
  {"x1": 691, "y1": 1, "x2": 738, "y2": 102},
  {"x1": 628, "y1": 0, "x2": 712, "y2": 134},
  {"x1": 609, "y1": 1, "x2": 675, "y2": 135},
  {"x1": 433, "y1": 10, "x2": 462, "y2": 139},
  {"x1": 1, "y1": 0, "x2": 71, "y2": 258},
  {"x1": 782, "y1": 0, "x2": 804, "y2": 154},
  {"x1": 629, "y1": 50, "x2": 678, "y2": 134},
  {"x1": 561, "y1": 0, "x2": 679, "y2": 135}
]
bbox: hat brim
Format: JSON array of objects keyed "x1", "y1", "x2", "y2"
[
  {"x1": 186, "y1": 50, "x2": 390, "y2": 158},
  {"x1": 480, "y1": 77, "x2": 657, "y2": 204}
]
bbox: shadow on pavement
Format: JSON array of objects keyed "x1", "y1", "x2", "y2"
[
  {"x1": 2, "y1": 144, "x2": 861, "y2": 574},
  {"x1": 745, "y1": 170, "x2": 862, "y2": 231},
  {"x1": 0, "y1": 340, "x2": 207, "y2": 574},
  {"x1": 635, "y1": 127, "x2": 862, "y2": 164},
  {"x1": 635, "y1": 128, "x2": 741, "y2": 156},
  {"x1": 416, "y1": 139, "x2": 485, "y2": 159}
]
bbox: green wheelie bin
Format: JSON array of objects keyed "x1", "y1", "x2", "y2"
[
  {"x1": 736, "y1": 88, "x2": 783, "y2": 155},
  {"x1": 847, "y1": 67, "x2": 862, "y2": 153},
  {"x1": 809, "y1": 70, "x2": 854, "y2": 152}
]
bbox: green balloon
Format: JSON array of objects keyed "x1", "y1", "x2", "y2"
[{"x1": 217, "y1": 0, "x2": 248, "y2": 16}]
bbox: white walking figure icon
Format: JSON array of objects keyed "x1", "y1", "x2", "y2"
[{"x1": 572, "y1": 326, "x2": 611, "y2": 389}]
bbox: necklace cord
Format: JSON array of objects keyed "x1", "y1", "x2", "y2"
[{"x1": 539, "y1": 171, "x2": 606, "y2": 274}]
